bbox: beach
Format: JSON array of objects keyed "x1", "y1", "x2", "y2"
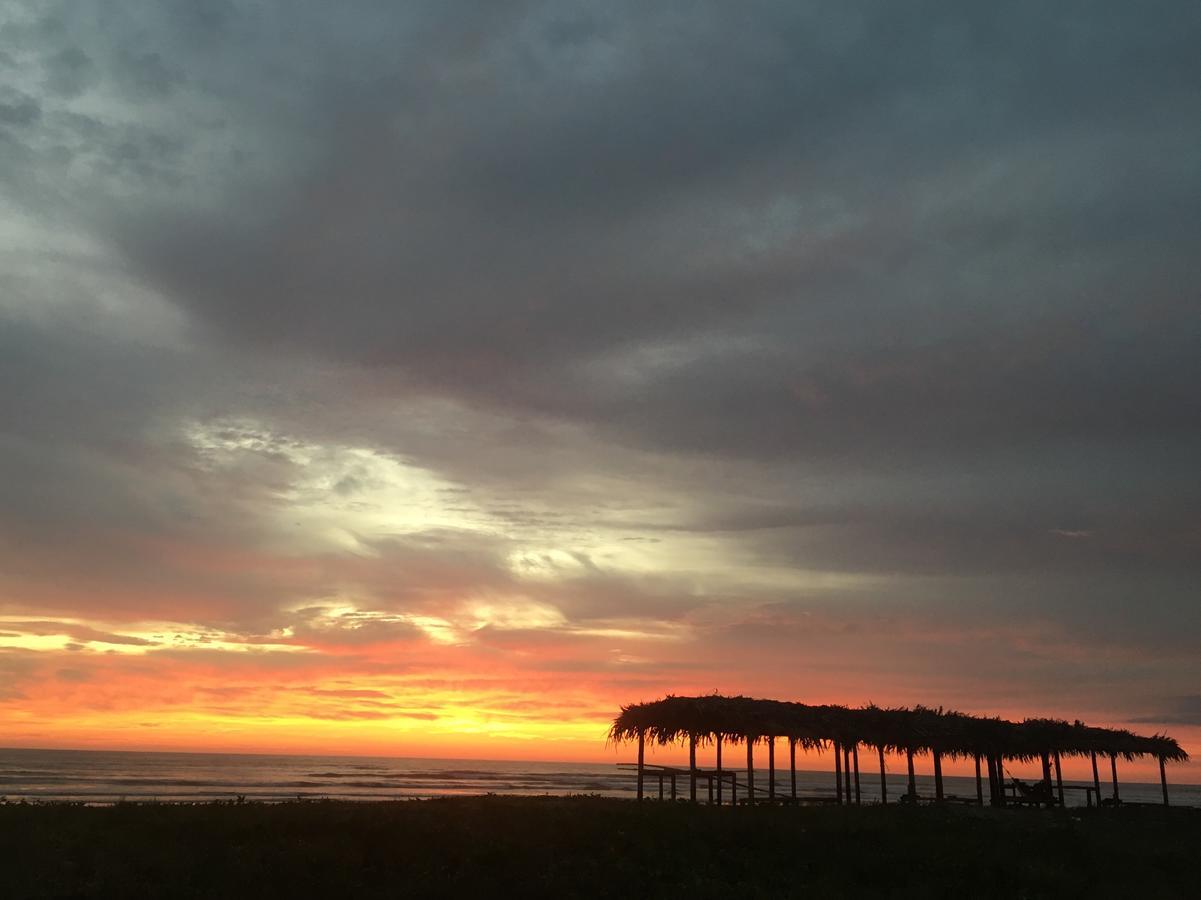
[
  {"x1": 2, "y1": 796, "x2": 1199, "y2": 898},
  {"x1": 4, "y1": 747, "x2": 1196, "y2": 807}
]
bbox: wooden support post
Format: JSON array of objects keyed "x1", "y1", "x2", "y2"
[
  {"x1": 1090, "y1": 751, "x2": 1101, "y2": 806},
  {"x1": 790, "y1": 738, "x2": 797, "y2": 800},
  {"x1": 933, "y1": 750, "x2": 944, "y2": 802},
  {"x1": 878, "y1": 746, "x2": 888, "y2": 805},
  {"x1": 906, "y1": 747, "x2": 916, "y2": 799},
  {"x1": 1041, "y1": 752, "x2": 1052, "y2": 791},
  {"x1": 1053, "y1": 751, "x2": 1064, "y2": 806},
  {"x1": 716, "y1": 735, "x2": 724, "y2": 806},
  {"x1": 843, "y1": 744, "x2": 852, "y2": 802},
  {"x1": 689, "y1": 734, "x2": 698, "y2": 803},
  {"x1": 1109, "y1": 753, "x2": 1119, "y2": 804},
  {"x1": 636, "y1": 731, "x2": 645, "y2": 800},
  {"x1": 746, "y1": 737, "x2": 755, "y2": 805},
  {"x1": 986, "y1": 754, "x2": 997, "y2": 805},
  {"x1": 670, "y1": 772, "x2": 677, "y2": 801},
  {"x1": 1159, "y1": 755, "x2": 1169, "y2": 807},
  {"x1": 852, "y1": 744, "x2": 861, "y2": 805},
  {"x1": 834, "y1": 741, "x2": 843, "y2": 804},
  {"x1": 768, "y1": 736, "x2": 776, "y2": 800},
  {"x1": 975, "y1": 754, "x2": 983, "y2": 806},
  {"x1": 997, "y1": 755, "x2": 1007, "y2": 807}
]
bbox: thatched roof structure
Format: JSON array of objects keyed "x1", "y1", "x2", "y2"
[{"x1": 609, "y1": 694, "x2": 1188, "y2": 763}]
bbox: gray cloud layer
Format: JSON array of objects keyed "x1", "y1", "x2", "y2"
[{"x1": 2, "y1": 1, "x2": 1199, "y2": 723}]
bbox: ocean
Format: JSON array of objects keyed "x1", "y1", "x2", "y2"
[{"x1": 2, "y1": 747, "x2": 1197, "y2": 807}]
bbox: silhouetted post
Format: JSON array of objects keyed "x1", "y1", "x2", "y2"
[
  {"x1": 906, "y1": 748, "x2": 916, "y2": 798},
  {"x1": 986, "y1": 754, "x2": 997, "y2": 805},
  {"x1": 933, "y1": 750, "x2": 944, "y2": 802},
  {"x1": 1109, "y1": 753, "x2": 1119, "y2": 804},
  {"x1": 843, "y1": 744, "x2": 852, "y2": 802},
  {"x1": 834, "y1": 741, "x2": 843, "y2": 804},
  {"x1": 636, "y1": 731, "x2": 645, "y2": 800},
  {"x1": 996, "y1": 755, "x2": 1007, "y2": 806},
  {"x1": 731, "y1": 765, "x2": 737, "y2": 806},
  {"x1": 689, "y1": 734, "x2": 698, "y2": 802},
  {"x1": 878, "y1": 746, "x2": 888, "y2": 805},
  {"x1": 1090, "y1": 751, "x2": 1101, "y2": 805},
  {"x1": 768, "y1": 736, "x2": 776, "y2": 800},
  {"x1": 852, "y1": 744, "x2": 861, "y2": 804},
  {"x1": 670, "y1": 772, "x2": 677, "y2": 800},
  {"x1": 1041, "y1": 752, "x2": 1052, "y2": 790},
  {"x1": 1159, "y1": 755, "x2": 1169, "y2": 807},
  {"x1": 716, "y1": 734, "x2": 724, "y2": 806},
  {"x1": 746, "y1": 737, "x2": 755, "y2": 805},
  {"x1": 974, "y1": 754, "x2": 983, "y2": 805},
  {"x1": 789, "y1": 738, "x2": 797, "y2": 800},
  {"x1": 1053, "y1": 751, "x2": 1064, "y2": 806}
]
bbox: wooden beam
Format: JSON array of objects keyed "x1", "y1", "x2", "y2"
[
  {"x1": 974, "y1": 754, "x2": 983, "y2": 806},
  {"x1": 768, "y1": 736, "x2": 776, "y2": 800},
  {"x1": 878, "y1": 746, "x2": 888, "y2": 805},
  {"x1": 986, "y1": 754, "x2": 997, "y2": 805},
  {"x1": 834, "y1": 741, "x2": 843, "y2": 804},
  {"x1": 843, "y1": 744, "x2": 851, "y2": 802},
  {"x1": 1090, "y1": 751, "x2": 1101, "y2": 806},
  {"x1": 933, "y1": 750, "x2": 944, "y2": 802},
  {"x1": 689, "y1": 734, "x2": 698, "y2": 803},
  {"x1": 636, "y1": 731, "x2": 645, "y2": 801},
  {"x1": 996, "y1": 755, "x2": 1007, "y2": 807},
  {"x1": 716, "y1": 734, "x2": 724, "y2": 806},
  {"x1": 1160, "y1": 755, "x2": 1169, "y2": 807},
  {"x1": 1110, "y1": 753, "x2": 1120, "y2": 804},
  {"x1": 906, "y1": 747, "x2": 916, "y2": 799},
  {"x1": 852, "y1": 743, "x2": 861, "y2": 805},
  {"x1": 1053, "y1": 751, "x2": 1064, "y2": 806},
  {"x1": 746, "y1": 737, "x2": 755, "y2": 806},
  {"x1": 790, "y1": 738, "x2": 797, "y2": 800}
]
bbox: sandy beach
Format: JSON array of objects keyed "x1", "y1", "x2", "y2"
[{"x1": 2, "y1": 796, "x2": 1198, "y2": 898}]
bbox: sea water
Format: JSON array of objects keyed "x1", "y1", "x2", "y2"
[{"x1": 1, "y1": 747, "x2": 1197, "y2": 807}]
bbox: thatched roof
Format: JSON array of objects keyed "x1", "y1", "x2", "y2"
[{"x1": 609, "y1": 694, "x2": 1189, "y2": 763}]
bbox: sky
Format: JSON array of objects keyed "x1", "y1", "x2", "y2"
[{"x1": 1, "y1": 1, "x2": 1199, "y2": 780}]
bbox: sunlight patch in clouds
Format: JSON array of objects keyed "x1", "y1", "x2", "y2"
[
  {"x1": 183, "y1": 418, "x2": 495, "y2": 552},
  {"x1": 0, "y1": 617, "x2": 307, "y2": 655}
]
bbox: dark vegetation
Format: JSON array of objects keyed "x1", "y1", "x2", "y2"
[{"x1": 2, "y1": 797, "x2": 1198, "y2": 899}]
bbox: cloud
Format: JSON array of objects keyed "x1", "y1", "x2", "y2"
[
  {"x1": 5, "y1": 621, "x2": 157, "y2": 647},
  {"x1": 1131, "y1": 696, "x2": 1201, "y2": 727},
  {"x1": 0, "y1": 0, "x2": 1199, "y2": 759}
]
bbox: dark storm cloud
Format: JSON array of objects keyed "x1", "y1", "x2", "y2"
[
  {"x1": 1132, "y1": 696, "x2": 1201, "y2": 727},
  {"x1": 98, "y1": 0, "x2": 1200, "y2": 464}
]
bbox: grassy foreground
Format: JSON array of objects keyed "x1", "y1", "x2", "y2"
[{"x1": 1, "y1": 797, "x2": 1198, "y2": 898}]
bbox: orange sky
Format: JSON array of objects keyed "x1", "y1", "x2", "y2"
[{"x1": 3, "y1": 607, "x2": 1195, "y2": 783}]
